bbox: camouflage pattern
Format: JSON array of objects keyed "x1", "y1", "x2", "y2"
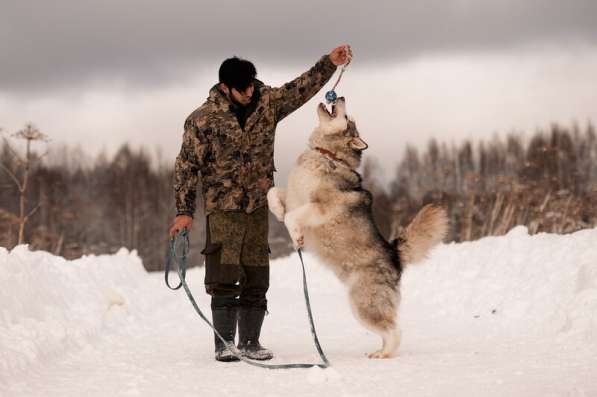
[
  {"x1": 174, "y1": 54, "x2": 337, "y2": 217},
  {"x1": 206, "y1": 206, "x2": 269, "y2": 266}
]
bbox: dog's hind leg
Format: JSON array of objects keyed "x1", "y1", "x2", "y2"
[
  {"x1": 368, "y1": 328, "x2": 401, "y2": 359},
  {"x1": 348, "y1": 283, "x2": 401, "y2": 359}
]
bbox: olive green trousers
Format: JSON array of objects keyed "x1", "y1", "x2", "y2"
[{"x1": 202, "y1": 206, "x2": 270, "y2": 310}]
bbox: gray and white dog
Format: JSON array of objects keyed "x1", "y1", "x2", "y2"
[{"x1": 267, "y1": 98, "x2": 448, "y2": 358}]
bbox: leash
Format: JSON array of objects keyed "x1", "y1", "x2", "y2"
[
  {"x1": 164, "y1": 229, "x2": 330, "y2": 369},
  {"x1": 325, "y1": 48, "x2": 352, "y2": 104}
]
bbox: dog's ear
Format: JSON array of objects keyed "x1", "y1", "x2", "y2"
[
  {"x1": 317, "y1": 103, "x2": 332, "y2": 124},
  {"x1": 349, "y1": 137, "x2": 368, "y2": 151}
]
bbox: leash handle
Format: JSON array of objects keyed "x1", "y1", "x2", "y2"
[{"x1": 164, "y1": 229, "x2": 189, "y2": 290}]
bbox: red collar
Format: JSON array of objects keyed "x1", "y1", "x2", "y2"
[{"x1": 315, "y1": 147, "x2": 350, "y2": 168}]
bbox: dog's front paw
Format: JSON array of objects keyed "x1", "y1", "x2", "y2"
[
  {"x1": 267, "y1": 188, "x2": 286, "y2": 222},
  {"x1": 290, "y1": 230, "x2": 304, "y2": 249},
  {"x1": 284, "y1": 211, "x2": 304, "y2": 249}
]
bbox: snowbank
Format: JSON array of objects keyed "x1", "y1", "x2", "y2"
[
  {"x1": 1, "y1": 226, "x2": 596, "y2": 394},
  {"x1": 399, "y1": 226, "x2": 597, "y2": 342},
  {"x1": 0, "y1": 246, "x2": 148, "y2": 383}
]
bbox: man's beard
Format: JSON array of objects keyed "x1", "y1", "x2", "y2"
[{"x1": 230, "y1": 95, "x2": 248, "y2": 108}]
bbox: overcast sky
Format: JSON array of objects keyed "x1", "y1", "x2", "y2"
[{"x1": 1, "y1": 0, "x2": 597, "y2": 182}]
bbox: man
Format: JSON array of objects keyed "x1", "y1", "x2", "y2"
[{"x1": 169, "y1": 45, "x2": 352, "y2": 362}]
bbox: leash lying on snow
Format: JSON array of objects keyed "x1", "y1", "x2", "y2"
[{"x1": 164, "y1": 229, "x2": 330, "y2": 370}]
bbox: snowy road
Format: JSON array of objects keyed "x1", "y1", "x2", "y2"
[{"x1": 2, "y1": 226, "x2": 597, "y2": 396}]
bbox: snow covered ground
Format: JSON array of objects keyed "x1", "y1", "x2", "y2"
[{"x1": 1, "y1": 226, "x2": 596, "y2": 397}]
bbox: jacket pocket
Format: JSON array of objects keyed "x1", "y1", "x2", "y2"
[
  {"x1": 201, "y1": 242, "x2": 222, "y2": 255},
  {"x1": 201, "y1": 242, "x2": 223, "y2": 269}
]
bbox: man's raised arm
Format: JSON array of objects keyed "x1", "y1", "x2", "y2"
[{"x1": 270, "y1": 45, "x2": 352, "y2": 122}]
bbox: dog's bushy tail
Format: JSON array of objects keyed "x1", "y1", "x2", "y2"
[{"x1": 392, "y1": 204, "x2": 448, "y2": 266}]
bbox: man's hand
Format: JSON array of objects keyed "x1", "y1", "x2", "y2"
[
  {"x1": 329, "y1": 44, "x2": 352, "y2": 66},
  {"x1": 169, "y1": 215, "x2": 193, "y2": 239}
]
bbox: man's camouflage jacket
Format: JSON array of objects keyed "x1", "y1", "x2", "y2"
[{"x1": 174, "y1": 55, "x2": 337, "y2": 217}]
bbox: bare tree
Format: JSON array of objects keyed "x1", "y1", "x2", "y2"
[{"x1": 0, "y1": 124, "x2": 49, "y2": 244}]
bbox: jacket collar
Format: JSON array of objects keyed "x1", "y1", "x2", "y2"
[
  {"x1": 207, "y1": 80, "x2": 266, "y2": 131},
  {"x1": 207, "y1": 84, "x2": 232, "y2": 112}
]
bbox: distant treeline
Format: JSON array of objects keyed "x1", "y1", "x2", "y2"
[
  {"x1": 1, "y1": 122, "x2": 596, "y2": 270},
  {"x1": 363, "y1": 122, "x2": 597, "y2": 243},
  {"x1": 0, "y1": 143, "x2": 177, "y2": 270}
]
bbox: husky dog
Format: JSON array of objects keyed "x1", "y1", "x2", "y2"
[{"x1": 267, "y1": 98, "x2": 448, "y2": 359}]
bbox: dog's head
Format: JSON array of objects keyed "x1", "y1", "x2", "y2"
[{"x1": 309, "y1": 97, "x2": 368, "y2": 169}]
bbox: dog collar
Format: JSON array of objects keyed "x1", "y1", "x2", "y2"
[{"x1": 314, "y1": 147, "x2": 350, "y2": 168}]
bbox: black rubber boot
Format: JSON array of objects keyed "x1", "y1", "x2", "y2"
[
  {"x1": 212, "y1": 305, "x2": 240, "y2": 362},
  {"x1": 237, "y1": 308, "x2": 274, "y2": 360}
]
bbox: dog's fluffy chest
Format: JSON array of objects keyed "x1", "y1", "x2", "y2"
[
  {"x1": 286, "y1": 152, "x2": 361, "y2": 210},
  {"x1": 285, "y1": 165, "x2": 320, "y2": 212}
]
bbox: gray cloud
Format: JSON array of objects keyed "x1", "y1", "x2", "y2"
[{"x1": 2, "y1": 0, "x2": 597, "y2": 92}]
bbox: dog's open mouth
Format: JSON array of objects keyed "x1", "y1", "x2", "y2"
[{"x1": 319, "y1": 102, "x2": 337, "y2": 118}]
